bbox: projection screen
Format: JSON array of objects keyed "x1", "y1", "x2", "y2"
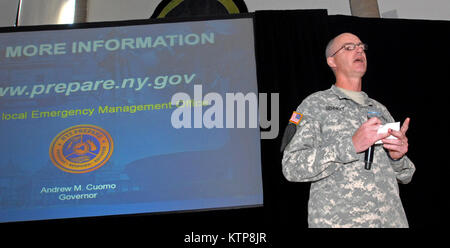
[{"x1": 0, "y1": 16, "x2": 263, "y2": 223}]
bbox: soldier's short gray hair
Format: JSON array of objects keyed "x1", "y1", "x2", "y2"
[{"x1": 325, "y1": 37, "x2": 335, "y2": 58}]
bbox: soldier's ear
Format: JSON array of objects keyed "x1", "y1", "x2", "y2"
[{"x1": 327, "y1": 56, "x2": 336, "y2": 69}]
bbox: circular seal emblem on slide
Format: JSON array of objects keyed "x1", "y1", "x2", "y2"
[{"x1": 49, "y1": 125, "x2": 113, "y2": 173}]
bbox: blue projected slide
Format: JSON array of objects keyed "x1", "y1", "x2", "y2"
[{"x1": 0, "y1": 17, "x2": 262, "y2": 222}]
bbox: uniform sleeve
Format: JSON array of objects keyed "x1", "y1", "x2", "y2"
[
  {"x1": 389, "y1": 155, "x2": 415, "y2": 184},
  {"x1": 282, "y1": 115, "x2": 359, "y2": 182}
]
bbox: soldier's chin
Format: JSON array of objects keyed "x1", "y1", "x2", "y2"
[
  {"x1": 354, "y1": 62, "x2": 366, "y2": 68},
  {"x1": 354, "y1": 69, "x2": 366, "y2": 77},
  {"x1": 354, "y1": 65, "x2": 366, "y2": 74}
]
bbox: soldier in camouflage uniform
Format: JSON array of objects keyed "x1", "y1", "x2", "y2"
[{"x1": 282, "y1": 33, "x2": 415, "y2": 228}]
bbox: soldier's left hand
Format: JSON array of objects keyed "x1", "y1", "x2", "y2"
[{"x1": 382, "y1": 117, "x2": 410, "y2": 160}]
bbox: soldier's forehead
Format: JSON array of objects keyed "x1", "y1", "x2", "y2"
[{"x1": 335, "y1": 33, "x2": 362, "y2": 45}]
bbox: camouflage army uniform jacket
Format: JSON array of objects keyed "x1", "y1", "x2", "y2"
[{"x1": 282, "y1": 85, "x2": 415, "y2": 228}]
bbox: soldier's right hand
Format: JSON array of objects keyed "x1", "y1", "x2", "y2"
[{"x1": 352, "y1": 117, "x2": 390, "y2": 153}]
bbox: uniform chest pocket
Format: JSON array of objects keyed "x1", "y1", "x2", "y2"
[{"x1": 322, "y1": 113, "x2": 357, "y2": 139}]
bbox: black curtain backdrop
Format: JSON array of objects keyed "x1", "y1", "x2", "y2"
[
  {"x1": 7, "y1": 9, "x2": 448, "y2": 245},
  {"x1": 255, "y1": 10, "x2": 332, "y2": 231}
]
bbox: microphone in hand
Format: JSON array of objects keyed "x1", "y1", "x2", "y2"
[{"x1": 364, "y1": 111, "x2": 380, "y2": 170}]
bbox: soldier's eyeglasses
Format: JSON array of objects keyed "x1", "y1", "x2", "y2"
[{"x1": 330, "y1": 42, "x2": 368, "y2": 57}]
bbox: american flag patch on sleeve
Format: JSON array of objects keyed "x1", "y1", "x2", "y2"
[{"x1": 289, "y1": 111, "x2": 303, "y2": 125}]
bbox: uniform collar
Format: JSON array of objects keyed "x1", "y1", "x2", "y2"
[{"x1": 330, "y1": 84, "x2": 373, "y2": 107}]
